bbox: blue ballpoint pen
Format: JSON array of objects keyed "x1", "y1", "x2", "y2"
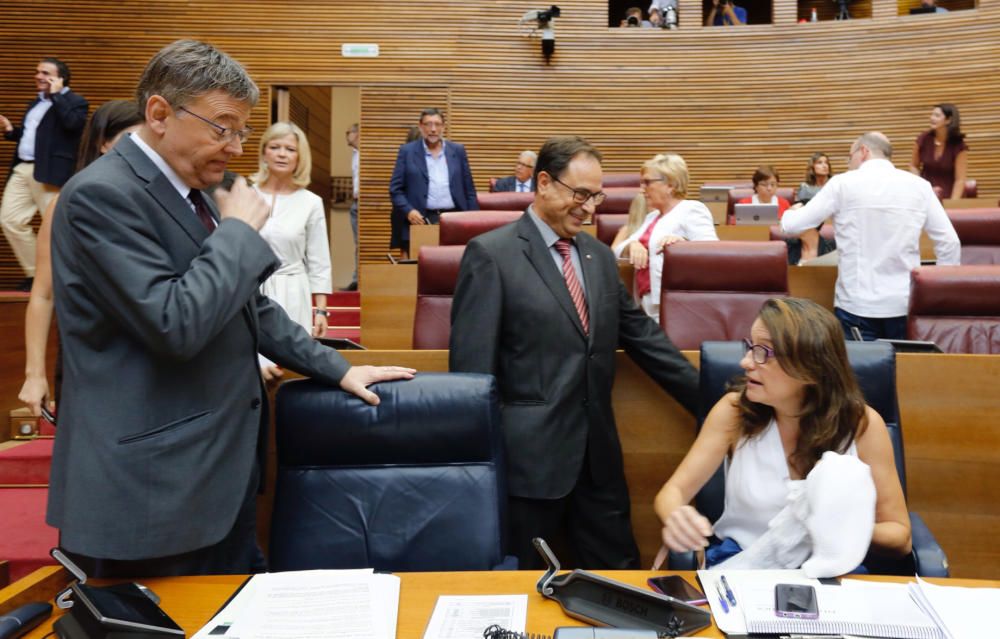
[
  {"x1": 720, "y1": 574, "x2": 738, "y2": 607},
  {"x1": 714, "y1": 581, "x2": 730, "y2": 614}
]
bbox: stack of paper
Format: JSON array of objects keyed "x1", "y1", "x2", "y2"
[
  {"x1": 193, "y1": 569, "x2": 400, "y2": 639},
  {"x1": 909, "y1": 576, "x2": 1000, "y2": 639}
]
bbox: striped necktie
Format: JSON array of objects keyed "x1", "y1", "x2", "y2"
[
  {"x1": 188, "y1": 189, "x2": 216, "y2": 233},
  {"x1": 554, "y1": 239, "x2": 589, "y2": 335}
]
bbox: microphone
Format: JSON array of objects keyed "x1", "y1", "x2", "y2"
[{"x1": 0, "y1": 602, "x2": 52, "y2": 639}]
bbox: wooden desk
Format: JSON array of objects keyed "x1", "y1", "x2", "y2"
[
  {"x1": 0, "y1": 293, "x2": 58, "y2": 433},
  {"x1": 5, "y1": 566, "x2": 999, "y2": 638}
]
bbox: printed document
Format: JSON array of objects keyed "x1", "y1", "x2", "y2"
[{"x1": 422, "y1": 594, "x2": 528, "y2": 639}]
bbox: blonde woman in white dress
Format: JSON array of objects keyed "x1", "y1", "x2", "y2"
[{"x1": 252, "y1": 122, "x2": 332, "y2": 380}]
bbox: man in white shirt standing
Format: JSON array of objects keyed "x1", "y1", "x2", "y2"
[
  {"x1": 781, "y1": 132, "x2": 960, "y2": 340},
  {"x1": 0, "y1": 57, "x2": 88, "y2": 290},
  {"x1": 342, "y1": 122, "x2": 359, "y2": 291}
]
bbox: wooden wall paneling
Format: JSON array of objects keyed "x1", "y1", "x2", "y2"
[
  {"x1": 287, "y1": 86, "x2": 332, "y2": 204},
  {"x1": 1, "y1": 2, "x2": 999, "y2": 275}
]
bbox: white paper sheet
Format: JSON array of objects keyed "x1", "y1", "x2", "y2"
[
  {"x1": 193, "y1": 569, "x2": 399, "y2": 639},
  {"x1": 422, "y1": 594, "x2": 528, "y2": 639}
]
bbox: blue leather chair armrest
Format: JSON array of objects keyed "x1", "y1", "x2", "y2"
[
  {"x1": 492, "y1": 555, "x2": 519, "y2": 571},
  {"x1": 910, "y1": 512, "x2": 949, "y2": 577},
  {"x1": 667, "y1": 550, "x2": 698, "y2": 571}
]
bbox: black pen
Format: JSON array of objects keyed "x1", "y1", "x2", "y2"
[{"x1": 720, "y1": 574, "x2": 737, "y2": 607}]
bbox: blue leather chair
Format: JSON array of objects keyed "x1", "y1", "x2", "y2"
[
  {"x1": 269, "y1": 372, "x2": 517, "y2": 572},
  {"x1": 669, "y1": 341, "x2": 948, "y2": 576}
]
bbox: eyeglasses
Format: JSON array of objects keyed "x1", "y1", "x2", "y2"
[
  {"x1": 743, "y1": 338, "x2": 776, "y2": 365},
  {"x1": 176, "y1": 106, "x2": 253, "y2": 144},
  {"x1": 640, "y1": 177, "x2": 667, "y2": 188},
  {"x1": 551, "y1": 175, "x2": 607, "y2": 205},
  {"x1": 516, "y1": 161, "x2": 535, "y2": 169}
]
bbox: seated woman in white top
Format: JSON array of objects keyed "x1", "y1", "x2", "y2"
[
  {"x1": 613, "y1": 153, "x2": 718, "y2": 321},
  {"x1": 652, "y1": 298, "x2": 912, "y2": 570}
]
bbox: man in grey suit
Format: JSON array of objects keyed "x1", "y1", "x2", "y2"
[
  {"x1": 494, "y1": 150, "x2": 536, "y2": 193},
  {"x1": 450, "y1": 136, "x2": 698, "y2": 569},
  {"x1": 48, "y1": 40, "x2": 414, "y2": 577}
]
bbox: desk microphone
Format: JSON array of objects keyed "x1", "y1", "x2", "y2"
[{"x1": 0, "y1": 602, "x2": 52, "y2": 639}]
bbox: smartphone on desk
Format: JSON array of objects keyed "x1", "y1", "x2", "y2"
[
  {"x1": 646, "y1": 575, "x2": 708, "y2": 605},
  {"x1": 774, "y1": 583, "x2": 819, "y2": 619}
]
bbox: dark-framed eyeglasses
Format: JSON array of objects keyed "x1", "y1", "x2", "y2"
[
  {"x1": 550, "y1": 175, "x2": 607, "y2": 205},
  {"x1": 743, "y1": 338, "x2": 777, "y2": 365},
  {"x1": 176, "y1": 106, "x2": 253, "y2": 144}
]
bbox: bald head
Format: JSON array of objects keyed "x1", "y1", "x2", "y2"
[{"x1": 856, "y1": 132, "x2": 892, "y2": 159}]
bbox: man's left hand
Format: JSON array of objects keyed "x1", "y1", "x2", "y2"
[
  {"x1": 340, "y1": 365, "x2": 417, "y2": 405},
  {"x1": 47, "y1": 76, "x2": 64, "y2": 94}
]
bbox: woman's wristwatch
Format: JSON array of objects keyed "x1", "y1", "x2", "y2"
[{"x1": 313, "y1": 309, "x2": 328, "y2": 318}]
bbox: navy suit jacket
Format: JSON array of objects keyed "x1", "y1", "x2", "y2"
[
  {"x1": 4, "y1": 89, "x2": 89, "y2": 186},
  {"x1": 494, "y1": 175, "x2": 534, "y2": 193},
  {"x1": 389, "y1": 140, "x2": 477, "y2": 242}
]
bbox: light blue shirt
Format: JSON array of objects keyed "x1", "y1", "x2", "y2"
[
  {"x1": 424, "y1": 140, "x2": 455, "y2": 210},
  {"x1": 18, "y1": 87, "x2": 69, "y2": 162},
  {"x1": 516, "y1": 179, "x2": 533, "y2": 192},
  {"x1": 527, "y1": 206, "x2": 587, "y2": 296}
]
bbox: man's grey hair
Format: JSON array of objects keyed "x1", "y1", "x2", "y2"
[
  {"x1": 519, "y1": 150, "x2": 538, "y2": 162},
  {"x1": 855, "y1": 132, "x2": 892, "y2": 159},
  {"x1": 135, "y1": 40, "x2": 259, "y2": 112}
]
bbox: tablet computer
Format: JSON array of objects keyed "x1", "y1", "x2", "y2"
[
  {"x1": 734, "y1": 203, "x2": 779, "y2": 225},
  {"x1": 318, "y1": 336, "x2": 366, "y2": 350},
  {"x1": 876, "y1": 338, "x2": 944, "y2": 353},
  {"x1": 71, "y1": 582, "x2": 184, "y2": 635}
]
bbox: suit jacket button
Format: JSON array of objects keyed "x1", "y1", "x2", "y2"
[{"x1": 251, "y1": 398, "x2": 261, "y2": 410}]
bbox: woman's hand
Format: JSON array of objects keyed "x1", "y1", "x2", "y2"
[
  {"x1": 261, "y1": 364, "x2": 284, "y2": 384},
  {"x1": 661, "y1": 505, "x2": 714, "y2": 553},
  {"x1": 656, "y1": 235, "x2": 685, "y2": 253},
  {"x1": 629, "y1": 242, "x2": 649, "y2": 269},
  {"x1": 18, "y1": 375, "x2": 50, "y2": 417},
  {"x1": 312, "y1": 312, "x2": 328, "y2": 338}
]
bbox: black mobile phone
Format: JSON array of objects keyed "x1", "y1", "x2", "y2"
[
  {"x1": 646, "y1": 575, "x2": 708, "y2": 605},
  {"x1": 774, "y1": 583, "x2": 819, "y2": 619}
]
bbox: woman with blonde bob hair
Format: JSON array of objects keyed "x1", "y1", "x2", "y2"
[
  {"x1": 613, "y1": 153, "x2": 717, "y2": 320},
  {"x1": 251, "y1": 122, "x2": 331, "y2": 379},
  {"x1": 652, "y1": 298, "x2": 911, "y2": 570}
]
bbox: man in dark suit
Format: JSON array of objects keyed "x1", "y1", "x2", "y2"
[
  {"x1": 388, "y1": 107, "x2": 477, "y2": 258},
  {"x1": 450, "y1": 136, "x2": 698, "y2": 569},
  {"x1": 494, "y1": 150, "x2": 537, "y2": 193},
  {"x1": 0, "y1": 57, "x2": 88, "y2": 289},
  {"x1": 48, "y1": 39, "x2": 414, "y2": 578}
]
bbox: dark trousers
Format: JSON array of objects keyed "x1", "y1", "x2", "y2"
[
  {"x1": 835, "y1": 307, "x2": 907, "y2": 341},
  {"x1": 508, "y1": 451, "x2": 640, "y2": 570},
  {"x1": 61, "y1": 466, "x2": 266, "y2": 579}
]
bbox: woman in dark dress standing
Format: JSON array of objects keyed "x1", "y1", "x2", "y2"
[{"x1": 909, "y1": 103, "x2": 969, "y2": 200}]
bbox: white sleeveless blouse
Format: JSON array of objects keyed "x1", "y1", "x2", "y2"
[{"x1": 713, "y1": 418, "x2": 857, "y2": 549}]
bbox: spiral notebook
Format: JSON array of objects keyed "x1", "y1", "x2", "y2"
[{"x1": 736, "y1": 574, "x2": 944, "y2": 639}]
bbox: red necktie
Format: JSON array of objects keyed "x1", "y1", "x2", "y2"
[
  {"x1": 554, "y1": 239, "x2": 589, "y2": 335},
  {"x1": 188, "y1": 189, "x2": 216, "y2": 233}
]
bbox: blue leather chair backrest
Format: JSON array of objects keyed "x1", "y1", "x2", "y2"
[
  {"x1": 695, "y1": 340, "x2": 906, "y2": 524},
  {"x1": 269, "y1": 372, "x2": 509, "y2": 572}
]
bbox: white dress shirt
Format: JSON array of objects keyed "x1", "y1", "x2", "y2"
[
  {"x1": 781, "y1": 158, "x2": 960, "y2": 317},
  {"x1": 613, "y1": 199, "x2": 718, "y2": 320}
]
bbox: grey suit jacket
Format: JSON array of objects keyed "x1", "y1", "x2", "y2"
[
  {"x1": 449, "y1": 213, "x2": 698, "y2": 500},
  {"x1": 47, "y1": 135, "x2": 350, "y2": 560}
]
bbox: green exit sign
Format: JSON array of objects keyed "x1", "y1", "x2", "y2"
[{"x1": 341, "y1": 43, "x2": 379, "y2": 58}]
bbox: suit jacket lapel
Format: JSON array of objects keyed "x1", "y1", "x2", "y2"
[
  {"x1": 517, "y1": 214, "x2": 587, "y2": 339},
  {"x1": 115, "y1": 136, "x2": 211, "y2": 247}
]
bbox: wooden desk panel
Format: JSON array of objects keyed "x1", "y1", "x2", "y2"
[
  {"x1": 7, "y1": 567, "x2": 1000, "y2": 639},
  {"x1": 0, "y1": 294, "x2": 59, "y2": 430},
  {"x1": 360, "y1": 263, "x2": 418, "y2": 349}
]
